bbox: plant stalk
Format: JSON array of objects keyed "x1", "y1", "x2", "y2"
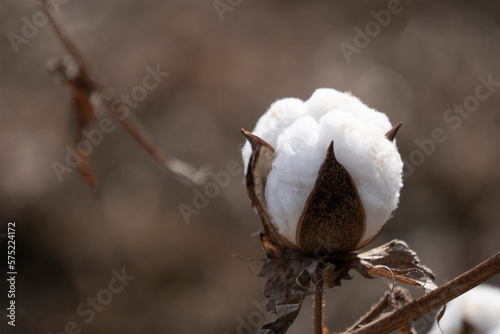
[
  {"x1": 314, "y1": 275, "x2": 325, "y2": 334},
  {"x1": 347, "y1": 251, "x2": 500, "y2": 334}
]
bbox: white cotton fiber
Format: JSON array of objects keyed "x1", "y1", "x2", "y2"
[
  {"x1": 305, "y1": 89, "x2": 392, "y2": 130},
  {"x1": 427, "y1": 284, "x2": 500, "y2": 334},
  {"x1": 242, "y1": 88, "x2": 403, "y2": 248},
  {"x1": 264, "y1": 117, "x2": 325, "y2": 243},
  {"x1": 242, "y1": 98, "x2": 307, "y2": 170}
]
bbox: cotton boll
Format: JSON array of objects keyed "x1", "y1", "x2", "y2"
[
  {"x1": 242, "y1": 98, "x2": 307, "y2": 171},
  {"x1": 265, "y1": 117, "x2": 324, "y2": 244},
  {"x1": 242, "y1": 88, "x2": 403, "y2": 251},
  {"x1": 427, "y1": 285, "x2": 500, "y2": 334}
]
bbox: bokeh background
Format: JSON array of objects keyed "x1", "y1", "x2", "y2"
[{"x1": 1, "y1": 1, "x2": 499, "y2": 333}]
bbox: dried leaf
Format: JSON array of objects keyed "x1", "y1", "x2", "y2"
[
  {"x1": 254, "y1": 239, "x2": 436, "y2": 333},
  {"x1": 355, "y1": 240, "x2": 436, "y2": 291},
  {"x1": 257, "y1": 234, "x2": 358, "y2": 333},
  {"x1": 296, "y1": 141, "x2": 365, "y2": 254},
  {"x1": 316, "y1": 260, "x2": 353, "y2": 289},
  {"x1": 258, "y1": 243, "x2": 314, "y2": 334}
]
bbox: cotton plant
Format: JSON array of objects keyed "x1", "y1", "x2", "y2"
[
  {"x1": 241, "y1": 88, "x2": 436, "y2": 333},
  {"x1": 428, "y1": 284, "x2": 500, "y2": 334}
]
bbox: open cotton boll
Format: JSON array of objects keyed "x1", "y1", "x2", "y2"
[
  {"x1": 242, "y1": 98, "x2": 306, "y2": 171},
  {"x1": 427, "y1": 285, "x2": 500, "y2": 334},
  {"x1": 242, "y1": 88, "x2": 403, "y2": 249}
]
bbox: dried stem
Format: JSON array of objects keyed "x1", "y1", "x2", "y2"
[
  {"x1": 37, "y1": 0, "x2": 207, "y2": 186},
  {"x1": 314, "y1": 273, "x2": 325, "y2": 334},
  {"x1": 347, "y1": 293, "x2": 390, "y2": 332},
  {"x1": 347, "y1": 251, "x2": 500, "y2": 334}
]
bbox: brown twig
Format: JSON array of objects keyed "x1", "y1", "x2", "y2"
[
  {"x1": 347, "y1": 293, "x2": 390, "y2": 331},
  {"x1": 347, "y1": 287, "x2": 416, "y2": 333},
  {"x1": 347, "y1": 251, "x2": 500, "y2": 334},
  {"x1": 314, "y1": 272, "x2": 326, "y2": 334},
  {"x1": 38, "y1": 0, "x2": 208, "y2": 186}
]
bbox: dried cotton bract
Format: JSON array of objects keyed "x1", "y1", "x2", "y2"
[{"x1": 242, "y1": 88, "x2": 403, "y2": 254}]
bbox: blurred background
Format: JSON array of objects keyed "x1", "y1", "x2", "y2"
[{"x1": 1, "y1": 1, "x2": 499, "y2": 333}]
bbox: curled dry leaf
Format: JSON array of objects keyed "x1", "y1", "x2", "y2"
[
  {"x1": 258, "y1": 241, "x2": 313, "y2": 334},
  {"x1": 242, "y1": 129, "x2": 435, "y2": 334},
  {"x1": 355, "y1": 240, "x2": 437, "y2": 291}
]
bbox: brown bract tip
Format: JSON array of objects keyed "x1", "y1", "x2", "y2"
[
  {"x1": 241, "y1": 129, "x2": 275, "y2": 152},
  {"x1": 385, "y1": 122, "x2": 403, "y2": 142}
]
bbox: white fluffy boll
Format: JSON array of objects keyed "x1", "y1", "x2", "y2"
[
  {"x1": 242, "y1": 88, "x2": 403, "y2": 248},
  {"x1": 427, "y1": 284, "x2": 500, "y2": 334}
]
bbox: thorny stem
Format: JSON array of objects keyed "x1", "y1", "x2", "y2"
[
  {"x1": 314, "y1": 273, "x2": 325, "y2": 334},
  {"x1": 37, "y1": 0, "x2": 207, "y2": 186},
  {"x1": 347, "y1": 251, "x2": 500, "y2": 334}
]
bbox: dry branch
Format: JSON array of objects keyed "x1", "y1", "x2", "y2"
[
  {"x1": 38, "y1": 0, "x2": 208, "y2": 188},
  {"x1": 347, "y1": 251, "x2": 500, "y2": 334},
  {"x1": 347, "y1": 293, "x2": 390, "y2": 332}
]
